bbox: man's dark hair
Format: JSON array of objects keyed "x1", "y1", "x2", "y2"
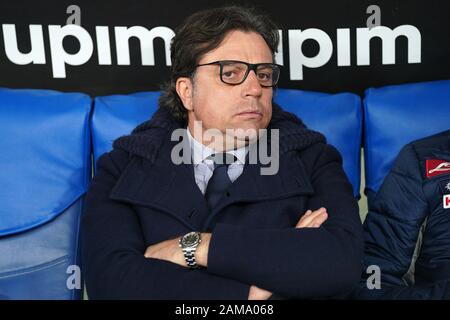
[{"x1": 158, "y1": 6, "x2": 280, "y2": 123}]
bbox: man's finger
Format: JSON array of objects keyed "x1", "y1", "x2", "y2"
[
  {"x1": 296, "y1": 208, "x2": 327, "y2": 228},
  {"x1": 297, "y1": 212, "x2": 327, "y2": 228},
  {"x1": 307, "y1": 212, "x2": 328, "y2": 228},
  {"x1": 296, "y1": 207, "x2": 326, "y2": 226}
]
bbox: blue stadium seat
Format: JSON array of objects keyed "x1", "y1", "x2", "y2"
[
  {"x1": 0, "y1": 87, "x2": 91, "y2": 299},
  {"x1": 363, "y1": 79, "x2": 450, "y2": 199},
  {"x1": 274, "y1": 89, "x2": 363, "y2": 198},
  {"x1": 91, "y1": 92, "x2": 160, "y2": 168}
]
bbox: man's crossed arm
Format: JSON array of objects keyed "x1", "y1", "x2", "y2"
[{"x1": 144, "y1": 207, "x2": 328, "y2": 300}]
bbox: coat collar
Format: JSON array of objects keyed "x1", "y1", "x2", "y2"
[
  {"x1": 110, "y1": 103, "x2": 325, "y2": 230},
  {"x1": 112, "y1": 103, "x2": 326, "y2": 163}
]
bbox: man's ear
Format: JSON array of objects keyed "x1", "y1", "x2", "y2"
[{"x1": 175, "y1": 77, "x2": 194, "y2": 111}]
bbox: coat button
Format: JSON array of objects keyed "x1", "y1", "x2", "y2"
[
  {"x1": 226, "y1": 191, "x2": 231, "y2": 197},
  {"x1": 188, "y1": 209, "x2": 196, "y2": 218}
]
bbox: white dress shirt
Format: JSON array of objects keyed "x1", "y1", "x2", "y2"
[{"x1": 186, "y1": 128, "x2": 248, "y2": 195}]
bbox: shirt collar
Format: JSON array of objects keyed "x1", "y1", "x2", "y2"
[{"x1": 186, "y1": 128, "x2": 248, "y2": 165}]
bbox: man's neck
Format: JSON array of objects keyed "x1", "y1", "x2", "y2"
[{"x1": 186, "y1": 127, "x2": 248, "y2": 165}]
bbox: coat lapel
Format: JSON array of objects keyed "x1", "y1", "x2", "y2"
[
  {"x1": 202, "y1": 150, "x2": 315, "y2": 229},
  {"x1": 110, "y1": 134, "x2": 210, "y2": 230}
]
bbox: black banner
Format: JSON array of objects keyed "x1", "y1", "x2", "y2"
[{"x1": 0, "y1": 0, "x2": 449, "y2": 96}]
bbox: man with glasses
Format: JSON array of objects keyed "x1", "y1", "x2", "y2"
[{"x1": 82, "y1": 6, "x2": 363, "y2": 299}]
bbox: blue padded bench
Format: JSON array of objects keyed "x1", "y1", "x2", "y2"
[
  {"x1": 0, "y1": 87, "x2": 91, "y2": 299},
  {"x1": 363, "y1": 79, "x2": 450, "y2": 200},
  {"x1": 275, "y1": 89, "x2": 363, "y2": 198}
]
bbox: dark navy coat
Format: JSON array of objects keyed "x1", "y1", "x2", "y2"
[
  {"x1": 81, "y1": 104, "x2": 363, "y2": 299},
  {"x1": 356, "y1": 130, "x2": 450, "y2": 299}
]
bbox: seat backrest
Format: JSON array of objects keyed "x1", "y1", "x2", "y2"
[
  {"x1": 363, "y1": 79, "x2": 450, "y2": 197},
  {"x1": 91, "y1": 92, "x2": 160, "y2": 168},
  {"x1": 0, "y1": 87, "x2": 91, "y2": 299},
  {"x1": 274, "y1": 89, "x2": 363, "y2": 198}
]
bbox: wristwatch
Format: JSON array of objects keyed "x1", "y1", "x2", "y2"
[{"x1": 179, "y1": 231, "x2": 202, "y2": 268}]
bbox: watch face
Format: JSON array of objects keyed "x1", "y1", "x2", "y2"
[{"x1": 182, "y1": 232, "x2": 200, "y2": 247}]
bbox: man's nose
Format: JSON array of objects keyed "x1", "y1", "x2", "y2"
[{"x1": 242, "y1": 70, "x2": 263, "y2": 96}]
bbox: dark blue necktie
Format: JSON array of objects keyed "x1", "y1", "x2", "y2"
[{"x1": 204, "y1": 153, "x2": 236, "y2": 210}]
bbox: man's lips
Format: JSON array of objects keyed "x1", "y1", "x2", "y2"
[{"x1": 236, "y1": 111, "x2": 263, "y2": 117}]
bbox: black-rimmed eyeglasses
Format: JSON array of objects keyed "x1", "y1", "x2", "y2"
[{"x1": 195, "y1": 60, "x2": 281, "y2": 87}]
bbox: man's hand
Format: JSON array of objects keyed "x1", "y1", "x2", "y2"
[
  {"x1": 144, "y1": 233, "x2": 211, "y2": 268},
  {"x1": 295, "y1": 207, "x2": 328, "y2": 228},
  {"x1": 248, "y1": 285, "x2": 273, "y2": 300},
  {"x1": 248, "y1": 207, "x2": 328, "y2": 300},
  {"x1": 144, "y1": 237, "x2": 185, "y2": 266}
]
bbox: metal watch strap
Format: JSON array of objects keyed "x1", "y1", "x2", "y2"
[{"x1": 182, "y1": 248, "x2": 198, "y2": 268}]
